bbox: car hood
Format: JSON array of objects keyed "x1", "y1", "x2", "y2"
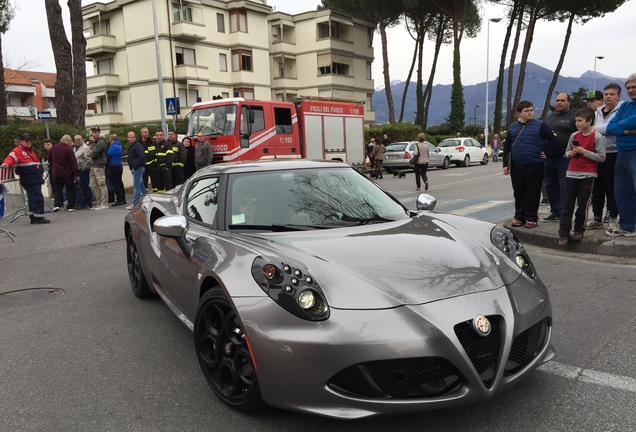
[{"x1": 241, "y1": 214, "x2": 504, "y2": 310}]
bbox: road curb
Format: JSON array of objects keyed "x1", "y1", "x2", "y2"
[{"x1": 503, "y1": 219, "x2": 636, "y2": 258}]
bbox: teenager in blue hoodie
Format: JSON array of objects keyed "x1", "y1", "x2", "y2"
[{"x1": 107, "y1": 134, "x2": 126, "y2": 206}]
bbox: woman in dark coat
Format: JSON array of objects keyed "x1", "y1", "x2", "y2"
[{"x1": 183, "y1": 137, "x2": 196, "y2": 180}]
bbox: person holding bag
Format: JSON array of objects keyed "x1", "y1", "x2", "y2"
[
  {"x1": 413, "y1": 133, "x2": 430, "y2": 191},
  {"x1": 370, "y1": 138, "x2": 386, "y2": 179},
  {"x1": 502, "y1": 101, "x2": 558, "y2": 229}
]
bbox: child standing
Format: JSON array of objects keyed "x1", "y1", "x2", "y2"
[{"x1": 558, "y1": 108, "x2": 606, "y2": 246}]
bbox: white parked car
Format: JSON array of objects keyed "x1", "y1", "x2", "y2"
[
  {"x1": 383, "y1": 141, "x2": 452, "y2": 173},
  {"x1": 437, "y1": 137, "x2": 489, "y2": 167}
]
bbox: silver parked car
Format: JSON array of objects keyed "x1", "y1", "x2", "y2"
[
  {"x1": 383, "y1": 141, "x2": 451, "y2": 173},
  {"x1": 438, "y1": 137, "x2": 490, "y2": 167},
  {"x1": 125, "y1": 159, "x2": 554, "y2": 419}
]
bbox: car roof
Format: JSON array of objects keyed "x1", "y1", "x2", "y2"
[{"x1": 190, "y1": 158, "x2": 350, "y2": 178}]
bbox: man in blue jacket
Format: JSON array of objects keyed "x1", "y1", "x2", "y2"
[
  {"x1": 605, "y1": 74, "x2": 636, "y2": 237},
  {"x1": 126, "y1": 131, "x2": 146, "y2": 210},
  {"x1": 502, "y1": 101, "x2": 558, "y2": 228}
]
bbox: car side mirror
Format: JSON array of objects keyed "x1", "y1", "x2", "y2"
[
  {"x1": 416, "y1": 193, "x2": 436, "y2": 211},
  {"x1": 154, "y1": 215, "x2": 192, "y2": 258}
]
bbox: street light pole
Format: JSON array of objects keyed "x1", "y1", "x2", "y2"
[
  {"x1": 474, "y1": 105, "x2": 479, "y2": 126},
  {"x1": 593, "y1": 56, "x2": 604, "y2": 91},
  {"x1": 485, "y1": 18, "x2": 501, "y2": 151},
  {"x1": 152, "y1": 0, "x2": 168, "y2": 135}
]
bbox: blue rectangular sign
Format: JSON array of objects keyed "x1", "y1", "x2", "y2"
[
  {"x1": 38, "y1": 111, "x2": 52, "y2": 120},
  {"x1": 166, "y1": 98, "x2": 178, "y2": 115}
]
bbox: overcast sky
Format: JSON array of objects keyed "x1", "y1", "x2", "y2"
[{"x1": 3, "y1": 0, "x2": 636, "y2": 88}]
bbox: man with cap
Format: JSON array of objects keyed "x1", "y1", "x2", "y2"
[
  {"x1": 584, "y1": 90, "x2": 604, "y2": 112},
  {"x1": 1, "y1": 133, "x2": 50, "y2": 224},
  {"x1": 88, "y1": 126, "x2": 109, "y2": 210}
]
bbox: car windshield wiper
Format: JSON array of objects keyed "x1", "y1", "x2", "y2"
[
  {"x1": 228, "y1": 224, "x2": 333, "y2": 232},
  {"x1": 339, "y1": 214, "x2": 393, "y2": 225}
]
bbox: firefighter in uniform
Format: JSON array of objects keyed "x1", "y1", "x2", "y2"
[
  {"x1": 168, "y1": 130, "x2": 186, "y2": 187},
  {"x1": 140, "y1": 127, "x2": 158, "y2": 192},
  {"x1": 1, "y1": 133, "x2": 50, "y2": 224},
  {"x1": 154, "y1": 129, "x2": 173, "y2": 192}
]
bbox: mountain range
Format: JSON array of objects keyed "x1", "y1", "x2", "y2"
[{"x1": 372, "y1": 62, "x2": 625, "y2": 126}]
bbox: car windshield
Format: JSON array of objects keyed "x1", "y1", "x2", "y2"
[
  {"x1": 227, "y1": 167, "x2": 409, "y2": 230},
  {"x1": 439, "y1": 140, "x2": 460, "y2": 148},
  {"x1": 187, "y1": 104, "x2": 237, "y2": 136},
  {"x1": 386, "y1": 143, "x2": 408, "y2": 152}
]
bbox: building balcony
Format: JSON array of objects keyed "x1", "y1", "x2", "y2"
[
  {"x1": 272, "y1": 76, "x2": 298, "y2": 89},
  {"x1": 86, "y1": 111, "x2": 123, "y2": 125},
  {"x1": 174, "y1": 64, "x2": 208, "y2": 81},
  {"x1": 86, "y1": 34, "x2": 117, "y2": 58},
  {"x1": 87, "y1": 74, "x2": 121, "y2": 91},
  {"x1": 172, "y1": 21, "x2": 206, "y2": 41},
  {"x1": 7, "y1": 106, "x2": 35, "y2": 118},
  {"x1": 316, "y1": 73, "x2": 354, "y2": 87}
]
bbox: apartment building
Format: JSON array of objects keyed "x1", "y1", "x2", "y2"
[
  {"x1": 3, "y1": 68, "x2": 57, "y2": 119},
  {"x1": 82, "y1": 0, "x2": 376, "y2": 129}
]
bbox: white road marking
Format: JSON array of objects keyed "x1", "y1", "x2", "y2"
[
  {"x1": 450, "y1": 200, "x2": 509, "y2": 216},
  {"x1": 538, "y1": 361, "x2": 636, "y2": 394}
]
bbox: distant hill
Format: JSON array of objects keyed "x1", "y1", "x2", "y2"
[{"x1": 372, "y1": 62, "x2": 626, "y2": 125}]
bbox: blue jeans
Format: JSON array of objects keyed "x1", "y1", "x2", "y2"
[
  {"x1": 614, "y1": 149, "x2": 636, "y2": 232},
  {"x1": 132, "y1": 167, "x2": 147, "y2": 205},
  {"x1": 75, "y1": 169, "x2": 92, "y2": 207},
  {"x1": 492, "y1": 148, "x2": 499, "y2": 162},
  {"x1": 544, "y1": 157, "x2": 568, "y2": 217},
  {"x1": 22, "y1": 182, "x2": 45, "y2": 217}
]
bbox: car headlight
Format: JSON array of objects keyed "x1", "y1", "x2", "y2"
[
  {"x1": 251, "y1": 257, "x2": 329, "y2": 321},
  {"x1": 490, "y1": 226, "x2": 536, "y2": 279}
]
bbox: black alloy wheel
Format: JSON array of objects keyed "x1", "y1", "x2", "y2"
[
  {"x1": 194, "y1": 288, "x2": 265, "y2": 412},
  {"x1": 126, "y1": 231, "x2": 154, "y2": 298},
  {"x1": 481, "y1": 154, "x2": 489, "y2": 165},
  {"x1": 442, "y1": 157, "x2": 450, "y2": 170},
  {"x1": 463, "y1": 155, "x2": 471, "y2": 167}
]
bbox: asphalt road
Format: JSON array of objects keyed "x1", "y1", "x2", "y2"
[{"x1": 1, "y1": 162, "x2": 635, "y2": 431}]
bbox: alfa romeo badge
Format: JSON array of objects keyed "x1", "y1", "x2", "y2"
[{"x1": 473, "y1": 315, "x2": 491, "y2": 337}]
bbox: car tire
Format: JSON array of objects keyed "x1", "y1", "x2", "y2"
[
  {"x1": 442, "y1": 157, "x2": 450, "y2": 170},
  {"x1": 462, "y1": 155, "x2": 470, "y2": 167},
  {"x1": 481, "y1": 154, "x2": 489, "y2": 165},
  {"x1": 126, "y1": 231, "x2": 155, "y2": 299},
  {"x1": 194, "y1": 288, "x2": 265, "y2": 412}
]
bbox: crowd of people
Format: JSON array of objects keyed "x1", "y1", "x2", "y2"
[
  {"x1": 1, "y1": 126, "x2": 215, "y2": 224},
  {"x1": 502, "y1": 74, "x2": 636, "y2": 240}
]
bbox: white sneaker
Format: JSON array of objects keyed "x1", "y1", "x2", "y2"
[
  {"x1": 67, "y1": 208, "x2": 74, "y2": 212},
  {"x1": 605, "y1": 227, "x2": 636, "y2": 237},
  {"x1": 93, "y1": 204, "x2": 109, "y2": 210},
  {"x1": 53, "y1": 207, "x2": 60, "y2": 212},
  {"x1": 607, "y1": 218, "x2": 618, "y2": 231},
  {"x1": 125, "y1": 205, "x2": 133, "y2": 210}
]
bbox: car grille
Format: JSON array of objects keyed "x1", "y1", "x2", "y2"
[
  {"x1": 454, "y1": 316, "x2": 501, "y2": 388},
  {"x1": 504, "y1": 318, "x2": 550, "y2": 375},
  {"x1": 328, "y1": 357, "x2": 463, "y2": 399}
]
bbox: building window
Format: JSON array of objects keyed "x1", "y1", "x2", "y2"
[
  {"x1": 93, "y1": 19, "x2": 111, "y2": 36},
  {"x1": 232, "y1": 50, "x2": 252, "y2": 71},
  {"x1": 366, "y1": 62, "x2": 372, "y2": 80},
  {"x1": 219, "y1": 54, "x2": 227, "y2": 72},
  {"x1": 178, "y1": 88, "x2": 199, "y2": 107},
  {"x1": 176, "y1": 47, "x2": 196, "y2": 65},
  {"x1": 235, "y1": 88, "x2": 254, "y2": 100},
  {"x1": 367, "y1": 28, "x2": 374, "y2": 47},
  {"x1": 217, "y1": 13, "x2": 225, "y2": 32},
  {"x1": 367, "y1": 93, "x2": 373, "y2": 111},
  {"x1": 173, "y1": 4, "x2": 192, "y2": 22},
  {"x1": 221, "y1": 92, "x2": 230, "y2": 99},
  {"x1": 96, "y1": 58, "x2": 114, "y2": 74},
  {"x1": 278, "y1": 62, "x2": 284, "y2": 78},
  {"x1": 272, "y1": 24, "x2": 281, "y2": 42},
  {"x1": 319, "y1": 62, "x2": 349, "y2": 76},
  {"x1": 318, "y1": 21, "x2": 339, "y2": 39},
  {"x1": 230, "y1": 9, "x2": 247, "y2": 33},
  {"x1": 99, "y1": 95, "x2": 118, "y2": 113}
]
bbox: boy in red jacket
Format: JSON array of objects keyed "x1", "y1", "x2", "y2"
[{"x1": 558, "y1": 108, "x2": 606, "y2": 245}]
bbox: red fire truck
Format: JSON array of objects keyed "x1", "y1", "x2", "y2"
[{"x1": 186, "y1": 97, "x2": 366, "y2": 165}]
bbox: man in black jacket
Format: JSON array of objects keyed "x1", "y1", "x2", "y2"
[
  {"x1": 126, "y1": 131, "x2": 147, "y2": 210},
  {"x1": 542, "y1": 93, "x2": 577, "y2": 222}
]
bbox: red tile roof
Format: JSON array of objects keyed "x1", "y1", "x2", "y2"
[{"x1": 3, "y1": 68, "x2": 57, "y2": 88}]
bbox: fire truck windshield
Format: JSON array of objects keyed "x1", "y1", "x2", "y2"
[{"x1": 187, "y1": 104, "x2": 237, "y2": 137}]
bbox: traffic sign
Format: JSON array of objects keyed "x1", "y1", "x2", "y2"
[
  {"x1": 38, "y1": 111, "x2": 52, "y2": 120},
  {"x1": 166, "y1": 97, "x2": 179, "y2": 115}
]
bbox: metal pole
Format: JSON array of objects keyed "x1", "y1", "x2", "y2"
[
  {"x1": 45, "y1": 120, "x2": 50, "y2": 140},
  {"x1": 152, "y1": 0, "x2": 168, "y2": 135},
  {"x1": 593, "y1": 56, "x2": 604, "y2": 91},
  {"x1": 485, "y1": 18, "x2": 501, "y2": 150}
]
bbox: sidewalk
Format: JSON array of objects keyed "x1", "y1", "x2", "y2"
[{"x1": 503, "y1": 215, "x2": 636, "y2": 258}]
